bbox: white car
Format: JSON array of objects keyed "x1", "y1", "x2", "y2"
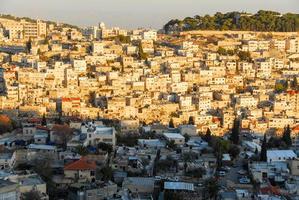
[
  {"x1": 239, "y1": 177, "x2": 250, "y2": 184},
  {"x1": 218, "y1": 171, "x2": 226, "y2": 176},
  {"x1": 238, "y1": 169, "x2": 247, "y2": 175}
]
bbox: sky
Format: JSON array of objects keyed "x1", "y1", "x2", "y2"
[{"x1": 0, "y1": 0, "x2": 299, "y2": 29}]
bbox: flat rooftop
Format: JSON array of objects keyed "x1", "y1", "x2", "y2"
[
  {"x1": 267, "y1": 150, "x2": 297, "y2": 159},
  {"x1": 164, "y1": 181, "x2": 194, "y2": 191},
  {"x1": 163, "y1": 133, "x2": 184, "y2": 139}
]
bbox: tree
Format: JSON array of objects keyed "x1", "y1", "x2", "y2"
[
  {"x1": 26, "y1": 38, "x2": 32, "y2": 53},
  {"x1": 55, "y1": 111, "x2": 63, "y2": 124},
  {"x1": 0, "y1": 114, "x2": 13, "y2": 134},
  {"x1": 255, "y1": 147, "x2": 258, "y2": 155},
  {"x1": 292, "y1": 77, "x2": 298, "y2": 90},
  {"x1": 116, "y1": 133, "x2": 138, "y2": 147},
  {"x1": 99, "y1": 166, "x2": 113, "y2": 181},
  {"x1": 31, "y1": 157, "x2": 53, "y2": 182},
  {"x1": 260, "y1": 134, "x2": 267, "y2": 161},
  {"x1": 230, "y1": 118, "x2": 240, "y2": 145},
  {"x1": 238, "y1": 51, "x2": 252, "y2": 62},
  {"x1": 185, "y1": 167, "x2": 206, "y2": 178},
  {"x1": 169, "y1": 118, "x2": 175, "y2": 128},
  {"x1": 166, "y1": 140, "x2": 177, "y2": 150},
  {"x1": 138, "y1": 42, "x2": 148, "y2": 60},
  {"x1": 204, "y1": 128, "x2": 212, "y2": 144},
  {"x1": 76, "y1": 145, "x2": 89, "y2": 156},
  {"x1": 116, "y1": 35, "x2": 130, "y2": 43},
  {"x1": 282, "y1": 125, "x2": 292, "y2": 147},
  {"x1": 182, "y1": 152, "x2": 198, "y2": 162},
  {"x1": 267, "y1": 136, "x2": 287, "y2": 149},
  {"x1": 156, "y1": 156, "x2": 177, "y2": 172},
  {"x1": 97, "y1": 142, "x2": 113, "y2": 154},
  {"x1": 217, "y1": 47, "x2": 228, "y2": 55},
  {"x1": 183, "y1": 133, "x2": 190, "y2": 142},
  {"x1": 188, "y1": 116, "x2": 195, "y2": 125},
  {"x1": 204, "y1": 178, "x2": 219, "y2": 199},
  {"x1": 52, "y1": 124, "x2": 73, "y2": 148},
  {"x1": 41, "y1": 113, "x2": 47, "y2": 126},
  {"x1": 275, "y1": 82, "x2": 286, "y2": 93},
  {"x1": 228, "y1": 144, "x2": 240, "y2": 159},
  {"x1": 164, "y1": 10, "x2": 299, "y2": 32},
  {"x1": 22, "y1": 190, "x2": 41, "y2": 200}
]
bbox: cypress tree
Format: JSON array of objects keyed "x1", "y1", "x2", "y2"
[
  {"x1": 188, "y1": 116, "x2": 195, "y2": 125},
  {"x1": 282, "y1": 125, "x2": 292, "y2": 147},
  {"x1": 41, "y1": 113, "x2": 47, "y2": 126},
  {"x1": 169, "y1": 118, "x2": 174, "y2": 128},
  {"x1": 230, "y1": 118, "x2": 240, "y2": 145},
  {"x1": 260, "y1": 134, "x2": 267, "y2": 161},
  {"x1": 205, "y1": 128, "x2": 212, "y2": 144}
]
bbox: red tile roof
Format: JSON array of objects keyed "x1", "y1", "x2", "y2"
[
  {"x1": 287, "y1": 90, "x2": 299, "y2": 95},
  {"x1": 27, "y1": 118, "x2": 42, "y2": 123},
  {"x1": 36, "y1": 125, "x2": 50, "y2": 131},
  {"x1": 292, "y1": 124, "x2": 299, "y2": 131},
  {"x1": 64, "y1": 157, "x2": 96, "y2": 171},
  {"x1": 260, "y1": 185, "x2": 280, "y2": 195},
  {"x1": 62, "y1": 97, "x2": 80, "y2": 102}
]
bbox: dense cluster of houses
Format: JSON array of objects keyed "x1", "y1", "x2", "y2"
[{"x1": 0, "y1": 16, "x2": 299, "y2": 199}]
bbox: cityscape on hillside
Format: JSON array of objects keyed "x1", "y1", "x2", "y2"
[{"x1": 0, "y1": 3, "x2": 299, "y2": 200}]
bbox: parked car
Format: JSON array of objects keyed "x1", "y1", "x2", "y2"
[
  {"x1": 239, "y1": 177, "x2": 250, "y2": 184},
  {"x1": 224, "y1": 166, "x2": 231, "y2": 171},
  {"x1": 218, "y1": 170, "x2": 226, "y2": 176},
  {"x1": 238, "y1": 169, "x2": 247, "y2": 175}
]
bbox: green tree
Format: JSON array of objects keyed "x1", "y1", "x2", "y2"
[
  {"x1": 166, "y1": 140, "x2": 177, "y2": 150},
  {"x1": 138, "y1": 42, "x2": 148, "y2": 60},
  {"x1": 217, "y1": 47, "x2": 228, "y2": 55},
  {"x1": 185, "y1": 167, "x2": 206, "y2": 178},
  {"x1": 22, "y1": 190, "x2": 41, "y2": 200},
  {"x1": 31, "y1": 157, "x2": 53, "y2": 182},
  {"x1": 116, "y1": 134, "x2": 138, "y2": 147},
  {"x1": 97, "y1": 142, "x2": 113, "y2": 154},
  {"x1": 169, "y1": 118, "x2": 175, "y2": 128},
  {"x1": 260, "y1": 134, "x2": 267, "y2": 161},
  {"x1": 230, "y1": 118, "x2": 240, "y2": 145},
  {"x1": 255, "y1": 147, "x2": 259, "y2": 155},
  {"x1": 204, "y1": 128, "x2": 212, "y2": 144},
  {"x1": 183, "y1": 133, "x2": 190, "y2": 142},
  {"x1": 182, "y1": 151, "x2": 198, "y2": 162},
  {"x1": 164, "y1": 10, "x2": 299, "y2": 32},
  {"x1": 98, "y1": 166, "x2": 113, "y2": 181},
  {"x1": 228, "y1": 144, "x2": 240, "y2": 159},
  {"x1": 292, "y1": 77, "x2": 298, "y2": 90},
  {"x1": 76, "y1": 145, "x2": 89, "y2": 156},
  {"x1": 41, "y1": 113, "x2": 47, "y2": 126},
  {"x1": 26, "y1": 38, "x2": 32, "y2": 53},
  {"x1": 204, "y1": 178, "x2": 219, "y2": 199},
  {"x1": 282, "y1": 125, "x2": 292, "y2": 147},
  {"x1": 156, "y1": 156, "x2": 176, "y2": 172},
  {"x1": 275, "y1": 83, "x2": 284, "y2": 93},
  {"x1": 238, "y1": 51, "x2": 252, "y2": 62},
  {"x1": 188, "y1": 116, "x2": 195, "y2": 125}
]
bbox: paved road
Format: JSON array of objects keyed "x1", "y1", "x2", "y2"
[{"x1": 219, "y1": 156, "x2": 244, "y2": 189}]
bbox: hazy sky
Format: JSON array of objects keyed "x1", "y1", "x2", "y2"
[{"x1": 1, "y1": 0, "x2": 299, "y2": 29}]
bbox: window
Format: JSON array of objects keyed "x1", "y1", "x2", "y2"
[{"x1": 90, "y1": 171, "x2": 95, "y2": 176}]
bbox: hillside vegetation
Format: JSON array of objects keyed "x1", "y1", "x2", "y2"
[{"x1": 164, "y1": 10, "x2": 299, "y2": 33}]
